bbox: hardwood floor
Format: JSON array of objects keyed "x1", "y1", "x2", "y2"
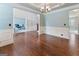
[{"x1": 0, "y1": 31, "x2": 79, "y2": 56}]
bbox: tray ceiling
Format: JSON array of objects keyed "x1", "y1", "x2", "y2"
[{"x1": 19, "y1": 3, "x2": 78, "y2": 13}]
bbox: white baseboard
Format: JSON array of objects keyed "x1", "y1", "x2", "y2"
[
  {"x1": 0, "y1": 39, "x2": 13, "y2": 47},
  {"x1": 0, "y1": 29, "x2": 14, "y2": 47}
]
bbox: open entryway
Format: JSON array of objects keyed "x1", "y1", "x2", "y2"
[{"x1": 13, "y1": 8, "x2": 40, "y2": 33}]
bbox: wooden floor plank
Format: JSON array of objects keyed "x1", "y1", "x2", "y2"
[{"x1": 0, "y1": 31, "x2": 79, "y2": 56}]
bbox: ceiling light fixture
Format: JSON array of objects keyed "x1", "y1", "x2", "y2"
[
  {"x1": 40, "y1": 3, "x2": 64, "y2": 13},
  {"x1": 40, "y1": 3, "x2": 51, "y2": 13}
]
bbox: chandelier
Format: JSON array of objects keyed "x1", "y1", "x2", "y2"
[
  {"x1": 40, "y1": 3, "x2": 51, "y2": 13},
  {"x1": 40, "y1": 3, "x2": 64, "y2": 13}
]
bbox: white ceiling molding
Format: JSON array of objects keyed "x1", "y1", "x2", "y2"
[
  {"x1": 46, "y1": 4, "x2": 79, "y2": 14},
  {"x1": 11, "y1": 3, "x2": 41, "y2": 14},
  {"x1": 30, "y1": 3, "x2": 41, "y2": 9},
  {"x1": 27, "y1": 3, "x2": 65, "y2": 13}
]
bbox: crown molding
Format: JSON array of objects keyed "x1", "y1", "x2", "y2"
[
  {"x1": 11, "y1": 3, "x2": 41, "y2": 14},
  {"x1": 46, "y1": 4, "x2": 79, "y2": 14}
]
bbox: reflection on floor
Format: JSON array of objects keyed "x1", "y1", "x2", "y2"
[{"x1": 0, "y1": 31, "x2": 79, "y2": 56}]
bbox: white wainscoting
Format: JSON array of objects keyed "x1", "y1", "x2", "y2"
[
  {"x1": 0, "y1": 29, "x2": 14, "y2": 47},
  {"x1": 40, "y1": 26, "x2": 70, "y2": 39}
]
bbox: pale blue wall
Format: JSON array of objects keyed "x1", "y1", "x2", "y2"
[
  {"x1": 45, "y1": 11, "x2": 69, "y2": 28},
  {"x1": 0, "y1": 4, "x2": 13, "y2": 30},
  {"x1": 0, "y1": 3, "x2": 70, "y2": 30}
]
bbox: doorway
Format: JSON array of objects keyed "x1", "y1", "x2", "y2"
[
  {"x1": 69, "y1": 9, "x2": 79, "y2": 34},
  {"x1": 13, "y1": 8, "x2": 40, "y2": 33}
]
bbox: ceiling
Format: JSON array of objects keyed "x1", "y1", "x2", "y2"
[{"x1": 18, "y1": 3, "x2": 78, "y2": 13}]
